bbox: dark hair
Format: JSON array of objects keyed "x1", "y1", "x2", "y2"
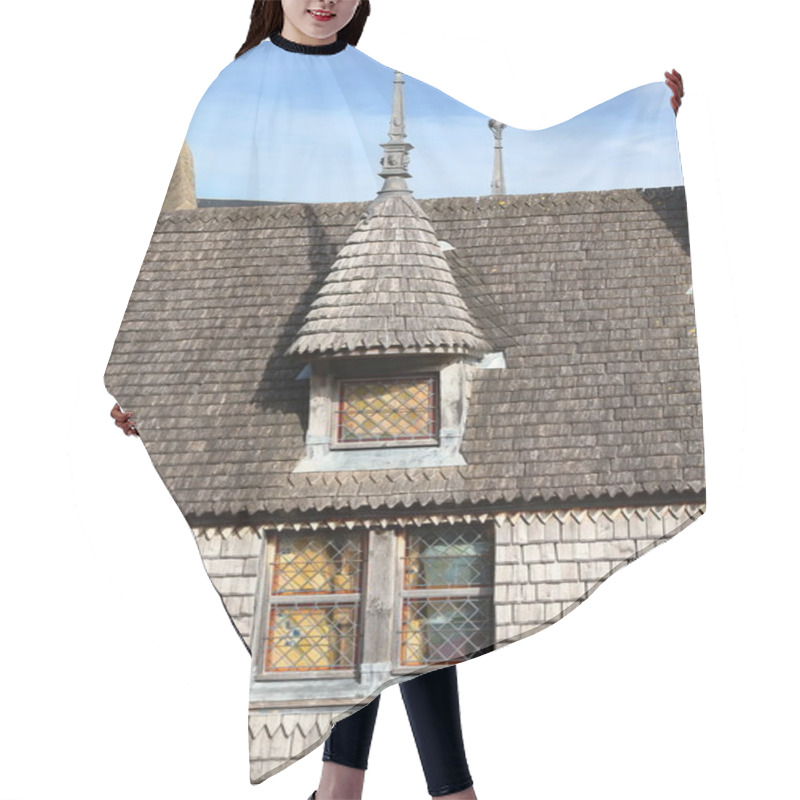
[{"x1": 236, "y1": 1, "x2": 371, "y2": 59}]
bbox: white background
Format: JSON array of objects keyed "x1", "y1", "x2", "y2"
[{"x1": 2, "y1": 1, "x2": 797, "y2": 798}]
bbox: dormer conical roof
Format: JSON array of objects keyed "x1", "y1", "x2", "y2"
[{"x1": 287, "y1": 72, "x2": 490, "y2": 359}]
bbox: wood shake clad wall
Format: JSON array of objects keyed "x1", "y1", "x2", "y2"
[
  {"x1": 248, "y1": 711, "x2": 337, "y2": 783},
  {"x1": 194, "y1": 527, "x2": 262, "y2": 649},
  {"x1": 492, "y1": 504, "x2": 704, "y2": 641}
]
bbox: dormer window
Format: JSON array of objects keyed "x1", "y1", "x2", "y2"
[
  {"x1": 284, "y1": 72, "x2": 493, "y2": 473},
  {"x1": 293, "y1": 357, "x2": 470, "y2": 472},
  {"x1": 333, "y1": 374, "x2": 439, "y2": 449}
]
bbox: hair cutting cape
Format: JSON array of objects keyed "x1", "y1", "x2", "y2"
[{"x1": 105, "y1": 33, "x2": 704, "y2": 784}]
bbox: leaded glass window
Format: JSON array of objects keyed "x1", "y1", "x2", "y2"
[
  {"x1": 401, "y1": 597, "x2": 493, "y2": 666},
  {"x1": 333, "y1": 375, "x2": 438, "y2": 448},
  {"x1": 259, "y1": 525, "x2": 495, "y2": 680},
  {"x1": 263, "y1": 533, "x2": 364, "y2": 673},
  {"x1": 400, "y1": 526, "x2": 494, "y2": 666}
]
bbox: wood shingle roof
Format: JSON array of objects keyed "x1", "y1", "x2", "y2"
[
  {"x1": 105, "y1": 186, "x2": 704, "y2": 520},
  {"x1": 287, "y1": 192, "x2": 490, "y2": 357}
]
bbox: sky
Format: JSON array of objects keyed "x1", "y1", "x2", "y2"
[{"x1": 185, "y1": 39, "x2": 682, "y2": 203}]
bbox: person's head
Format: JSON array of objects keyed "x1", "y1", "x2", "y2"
[{"x1": 236, "y1": 0, "x2": 371, "y2": 58}]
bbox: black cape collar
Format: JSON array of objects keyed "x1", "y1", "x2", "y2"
[{"x1": 270, "y1": 31, "x2": 348, "y2": 55}]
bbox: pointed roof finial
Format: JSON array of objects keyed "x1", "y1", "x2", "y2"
[
  {"x1": 286, "y1": 69, "x2": 491, "y2": 359},
  {"x1": 378, "y1": 71, "x2": 414, "y2": 196}
]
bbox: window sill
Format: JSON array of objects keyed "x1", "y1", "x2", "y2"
[{"x1": 293, "y1": 442, "x2": 466, "y2": 473}]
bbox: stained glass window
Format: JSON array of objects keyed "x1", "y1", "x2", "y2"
[
  {"x1": 261, "y1": 525, "x2": 495, "y2": 676},
  {"x1": 334, "y1": 375, "x2": 438, "y2": 447},
  {"x1": 266, "y1": 604, "x2": 359, "y2": 673},
  {"x1": 400, "y1": 526, "x2": 494, "y2": 666},
  {"x1": 264, "y1": 533, "x2": 364, "y2": 673},
  {"x1": 272, "y1": 535, "x2": 362, "y2": 595},
  {"x1": 401, "y1": 597, "x2": 493, "y2": 666},
  {"x1": 404, "y1": 529, "x2": 493, "y2": 589}
]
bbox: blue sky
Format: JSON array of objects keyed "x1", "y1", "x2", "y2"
[{"x1": 186, "y1": 39, "x2": 681, "y2": 203}]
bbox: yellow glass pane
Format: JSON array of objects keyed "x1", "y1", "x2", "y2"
[
  {"x1": 273, "y1": 535, "x2": 361, "y2": 594},
  {"x1": 266, "y1": 606, "x2": 356, "y2": 672},
  {"x1": 404, "y1": 536, "x2": 424, "y2": 589},
  {"x1": 400, "y1": 603, "x2": 427, "y2": 666},
  {"x1": 339, "y1": 377, "x2": 435, "y2": 442}
]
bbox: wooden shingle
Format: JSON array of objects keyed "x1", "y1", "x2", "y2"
[
  {"x1": 287, "y1": 192, "x2": 491, "y2": 357},
  {"x1": 106, "y1": 186, "x2": 703, "y2": 519}
]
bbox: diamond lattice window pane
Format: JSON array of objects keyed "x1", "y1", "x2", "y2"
[
  {"x1": 336, "y1": 376, "x2": 437, "y2": 444},
  {"x1": 400, "y1": 597, "x2": 493, "y2": 666},
  {"x1": 273, "y1": 534, "x2": 363, "y2": 595},
  {"x1": 266, "y1": 604, "x2": 358, "y2": 672},
  {"x1": 404, "y1": 527, "x2": 493, "y2": 589}
]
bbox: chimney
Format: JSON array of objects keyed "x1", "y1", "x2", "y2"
[{"x1": 488, "y1": 119, "x2": 507, "y2": 196}]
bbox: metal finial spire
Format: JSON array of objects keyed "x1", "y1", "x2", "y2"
[
  {"x1": 378, "y1": 71, "x2": 414, "y2": 195},
  {"x1": 488, "y1": 119, "x2": 507, "y2": 195}
]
